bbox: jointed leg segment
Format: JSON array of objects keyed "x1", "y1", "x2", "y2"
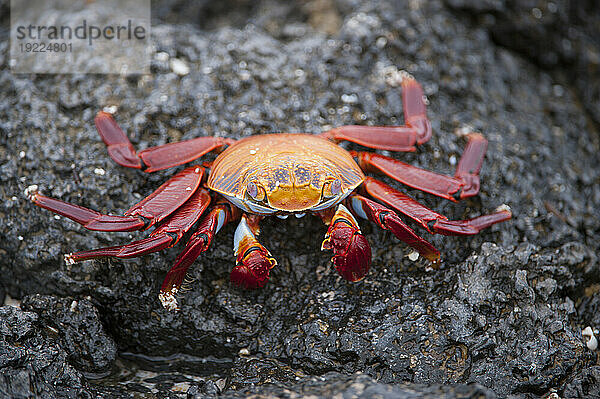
[
  {"x1": 362, "y1": 177, "x2": 511, "y2": 236},
  {"x1": 95, "y1": 112, "x2": 234, "y2": 172},
  {"x1": 349, "y1": 194, "x2": 441, "y2": 263},
  {"x1": 354, "y1": 133, "x2": 488, "y2": 201},
  {"x1": 64, "y1": 187, "x2": 212, "y2": 264},
  {"x1": 159, "y1": 202, "x2": 237, "y2": 311},
  {"x1": 320, "y1": 75, "x2": 431, "y2": 151},
  {"x1": 28, "y1": 166, "x2": 205, "y2": 232}
]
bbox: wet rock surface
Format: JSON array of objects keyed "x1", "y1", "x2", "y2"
[
  {"x1": 0, "y1": 306, "x2": 90, "y2": 398},
  {"x1": 444, "y1": 0, "x2": 600, "y2": 136},
  {"x1": 1, "y1": 0, "x2": 599, "y2": 397},
  {"x1": 20, "y1": 294, "x2": 117, "y2": 374}
]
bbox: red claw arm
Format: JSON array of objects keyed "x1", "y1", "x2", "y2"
[
  {"x1": 159, "y1": 202, "x2": 238, "y2": 311},
  {"x1": 28, "y1": 166, "x2": 205, "y2": 232},
  {"x1": 95, "y1": 111, "x2": 142, "y2": 168},
  {"x1": 28, "y1": 191, "x2": 146, "y2": 232},
  {"x1": 125, "y1": 166, "x2": 205, "y2": 224},
  {"x1": 64, "y1": 188, "x2": 212, "y2": 264},
  {"x1": 230, "y1": 215, "x2": 277, "y2": 290},
  {"x1": 362, "y1": 177, "x2": 512, "y2": 236},
  {"x1": 320, "y1": 204, "x2": 372, "y2": 282}
]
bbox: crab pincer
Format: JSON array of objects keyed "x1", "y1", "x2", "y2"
[
  {"x1": 231, "y1": 215, "x2": 277, "y2": 289},
  {"x1": 321, "y1": 205, "x2": 372, "y2": 282}
]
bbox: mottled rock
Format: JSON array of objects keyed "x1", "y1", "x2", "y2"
[
  {"x1": 445, "y1": 0, "x2": 600, "y2": 138},
  {"x1": 224, "y1": 370, "x2": 498, "y2": 398},
  {"x1": 21, "y1": 295, "x2": 117, "y2": 374},
  {"x1": 1, "y1": 0, "x2": 598, "y2": 397},
  {"x1": 0, "y1": 306, "x2": 90, "y2": 399}
]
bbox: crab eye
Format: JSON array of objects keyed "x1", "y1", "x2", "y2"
[
  {"x1": 323, "y1": 179, "x2": 342, "y2": 198},
  {"x1": 246, "y1": 181, "x2": 265, "y2": 201},
  {"x1": 331, "y1": 179, "x2": 342, "y2": 196}
]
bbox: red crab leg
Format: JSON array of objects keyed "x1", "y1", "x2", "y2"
[
  {"x1": 95, "y1": 111, "x2": 235, "y2": 172},
  {"x1": 159, "y1": 202, "x2": 239, "y2": 311},
  {"x1": 320, "y1": 75, "x2": 431, "y2": 151},
  {"x1": 320, "y1": 204, "x2": 372, "y2": 282},
  {"x1": 362, "y1": 177, "x2": 512, "y2": 235},
  {"x1": 230, "y1": 214, "x2": 277, "y2": 290},
  {"x1": 124, "y1": 166, "x2": 204, "y2": 224},
  {"x1": 28, "y1": 166, "x2": 204, "y2": 232},
  {"x1": 64, "y1": 188, "x2": 211, "y2": 264},
  {"x1": 349, "y1": 194, "x2": 441, "y2": 264},
  {"x1": 354, "y1": 133, "x2": 487, "y2": 201}
]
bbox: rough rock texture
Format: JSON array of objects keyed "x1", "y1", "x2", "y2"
[
  {"x1": 20, "y1": 294, "x2": 117, "y2": 374},
  {"x1": 445, "y1": 0, "x2": 600, "y2": 137},
  {"x1": 1, "y1": 0, "x2": 599, "y2": 397},
  {"x1": 0, "y1": 306, "x2": 90, "y2": 398},
  {"x1": 224, "y1": 370, "x2": 498, "y2": 398}
]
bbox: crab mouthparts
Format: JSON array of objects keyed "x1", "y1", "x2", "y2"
[{"x1": 265, "y1": 184, "x2": 322, "y2": 212}]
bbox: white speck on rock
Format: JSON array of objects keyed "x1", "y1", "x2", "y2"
[
  {"x1": 155, "y1": 51, "x2": 169, "y2": 62},
  {"x1": 94, "y1": 168, "x2": 105, "y2": 176},
  {"x1": 376, "y1": 37, "x2": 387, "y2": 48},
  {"x1": 341, "y1": 93, "x2": 358, "y2": 104},
  {"x1": 239, "y1": 348, "x2": 250, "y2": 356},
  {"x1": 239, "y1": 70, "x2": 252, "y2": 81},
  {"x1": 170, "y1": 58, "x2": 190, "y2": 76},
  {"x1": 583, "y1": 326, "x2": 598, "y2": 350},
  {"x1": 103, "y1": 105, "x2": 118, "y2": 114}
]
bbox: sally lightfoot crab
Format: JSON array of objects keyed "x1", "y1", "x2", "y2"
[{"x1": 28, "y1": 74, "x2": 511, "y2": 310}]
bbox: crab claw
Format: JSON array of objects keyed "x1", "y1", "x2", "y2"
[
  {"x1": 322, "y1": 204, "x2": 372, "y2": 282},
  {"x1": 231, "y1": 215, "x2": 277, "y2": 289},
  {"x1": 231, "y1": 246, "x2": 277, "y2": 289}
]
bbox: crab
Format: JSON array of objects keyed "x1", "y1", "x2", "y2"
[{"x1": 28, "y1": 74, "x2": 511, "y2": 310}]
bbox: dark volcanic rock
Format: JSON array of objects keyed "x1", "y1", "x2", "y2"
[
  {"x1": 225, "y1": 369, "x2": 498, "y2": 398},
  {"x1": 563, "y1": 366, "x2": 600, "y2": 398},
  {"x1": 1, "y1": 0, "x2": 599, "y2": 397},
  {"x1": 21, "y1": 294, "x2": 117, "y2": 374},
  {"x1": 0, "y1": 306, "x2": 89, "y2": 398},
  {"x1": 445, "y1": 0, "x2": 600, "y2": 140}
]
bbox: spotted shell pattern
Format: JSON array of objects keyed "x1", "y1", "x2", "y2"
[{"x1": 207, "y1": 134, "x2": 365, "y2": 214}]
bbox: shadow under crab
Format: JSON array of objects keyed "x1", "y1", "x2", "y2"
[{"x1": 28, "y1": 74, "x2": 511, "y2": 311}]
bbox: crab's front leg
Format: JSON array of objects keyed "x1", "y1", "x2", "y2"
[
  {"x1": 320, "y1": 204, "x2": 372, "y2": 282},
  {"x1": 230, "y1": 214, "x2": 277, "y2": 289}
]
